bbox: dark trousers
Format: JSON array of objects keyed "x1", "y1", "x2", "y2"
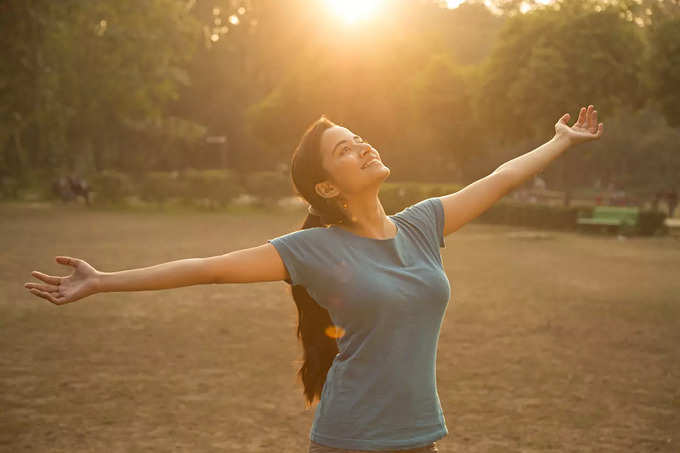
[{"x1": 308, "y1": 440, "x2": 439, "y2": 453}]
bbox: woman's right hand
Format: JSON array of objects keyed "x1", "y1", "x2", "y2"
[{"x1": 24, "y1": 256, "x2": 100, "y2": 305}]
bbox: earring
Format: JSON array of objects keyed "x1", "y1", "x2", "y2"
[{"x1": 342, "y1": 200, "x2": 348, "y2": 209}]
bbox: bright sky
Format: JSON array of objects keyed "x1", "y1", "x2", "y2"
[
  {"x1": 447, "y1": 0, "x2": 555, "y2": 15},
  {"x1": 322, "y1": 0, "x2": 557, "y2": 22},
  {"x1": 324, "y1": 0, "x2": 385, "y2": 24}
]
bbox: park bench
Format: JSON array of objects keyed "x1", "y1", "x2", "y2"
[
  {"x1": 665, "y1": 218, "x2": 680, "y2": 237},
  {"x1": 576, "y1": 206, "x2": 639, "y2": 235}
]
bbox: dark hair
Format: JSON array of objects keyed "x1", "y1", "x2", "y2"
[{"x1": 288, "y1": 114, "x2": 351, "y2": 408}]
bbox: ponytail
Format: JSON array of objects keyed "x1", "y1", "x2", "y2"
[
  {"x1": 292, "y1": 212, "x2": 339, "y2": 408},
  {"x1": 286, "y1": 114, "x2": 349, "y2": 407}
]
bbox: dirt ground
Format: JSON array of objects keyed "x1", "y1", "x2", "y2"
[{"x1": 2, "y1": 202, "x2": 679, "y2": 452}]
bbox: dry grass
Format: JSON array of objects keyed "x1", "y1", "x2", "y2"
[{"x1": 2, "y1": 202, "x2": 679, "y2": 452}]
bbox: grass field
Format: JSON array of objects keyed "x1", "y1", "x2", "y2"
[{"x1": 2, "y1": 202, "x2": 679, "y2": 452}]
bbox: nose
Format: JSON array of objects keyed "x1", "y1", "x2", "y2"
[{"x1": 360, "y1": 144, "x2": 373, "y2": 156}]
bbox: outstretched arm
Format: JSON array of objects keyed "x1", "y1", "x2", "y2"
[
  {"x1": 24, "y1": 244, "x2": 290, "y2": 306},
  {"x1": 97, "y1": 257, "x2": 214, "y2": 292},
  {"x1": 496, "y1": 104, "x2": 603, "y2": 188},
  {"x1": 99, "y1": 244, "x2": 290, "y2": 289},
  {"x1": 439, "y1": 105, "x2": 603, "y2": 236}
]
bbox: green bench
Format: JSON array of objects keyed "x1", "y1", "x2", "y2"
[{"x1": 576, "y1": 206, "x2": 639, "y2": 235}]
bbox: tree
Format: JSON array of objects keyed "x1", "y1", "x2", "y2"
[
  {"x1": 645, "y1": 17, "x2": 680, "y2": 127},
  {"x1": 0, "y1": 0, "x2": 204, "y2": 178}
]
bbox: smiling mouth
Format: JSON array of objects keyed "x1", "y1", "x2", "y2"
[{"x1": 362, "y1": 159, "x2": 381, "y2": 169}]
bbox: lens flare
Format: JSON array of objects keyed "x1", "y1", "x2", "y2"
[{"x1": 325, "y1": 325, "x2": 346, "y2": 339}]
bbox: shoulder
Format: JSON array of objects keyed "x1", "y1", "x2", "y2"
[
  {"x1": 393, "y1": 197, "x2": 443, "y2": 224},
  {"x1": 267, "y1": 226, "x2": 339, "y2": 251},
  {"x1": 266, "y1": 226, "x2": 337, "y2": 286},
  {"x1": 392, "y1": 197, "x2": 446, "y2": 249}
]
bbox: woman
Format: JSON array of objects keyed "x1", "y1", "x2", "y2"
[{"x1": 24, "y1": 106, "x2": 603, "y2": 452}]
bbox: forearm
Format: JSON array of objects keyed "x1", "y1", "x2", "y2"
[
  {"x1": 96, "y1": 258, "x2": 214, "y2": 293},
  {"x1": 494, "y1": 133, "x2": 571, "y2": 188}
]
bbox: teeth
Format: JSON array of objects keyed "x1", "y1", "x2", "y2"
[{"x1": 363, "y1": 159, "x2": 378, "y2": 169}]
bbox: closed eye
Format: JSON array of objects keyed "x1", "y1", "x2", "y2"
[{"x1": 337, "y1": 136, "x2": 365, "y2": 156}]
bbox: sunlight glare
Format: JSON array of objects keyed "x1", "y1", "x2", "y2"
[
  {"x1": 325, "y1": 325, "x2": 346, "y2": 339},
  {"x1": 446, "y1": 0, "x2": 465, "y2": 8},
  {"x1": 324, "y1": 0, "x2": 384, "y2": 24}
]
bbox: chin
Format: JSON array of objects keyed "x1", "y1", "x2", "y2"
[{"x1": 376, "y1": 166, "x2": 391, "y2": 181}]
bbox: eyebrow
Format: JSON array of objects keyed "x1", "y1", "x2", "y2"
[{"x1": 332, "y1": 135, "x2": 361, "y2": 156}]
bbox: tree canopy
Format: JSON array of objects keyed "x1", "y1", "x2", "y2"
[{"x1": 1, "y1": 0, "x2": 678, "y2": 196}]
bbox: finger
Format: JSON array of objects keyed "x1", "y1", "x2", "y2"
[
  {"x1": 590, "y1": 109, "x2": 598, "y2": 133},
  {"x1": 56, "y1": 256, "x2": 79, "y2": 268},
  {"x1": 31, "y1": 270, "x2": 62, "y2": 285},
  {"x1": 28, "y1": 287, "x2": 62, "y2": 305},
  {"x1": 586, "y1": 105, "x2": 594, "y2": 130},
  {"x1": 24, "y1": 282, "x2": 60, "y2": 293},
  {"x1": 576, "y1": 106, "x2": 586, "y2": 127},
  {"x1": 559, "y1": 113, "x2": 570, "y2": 124},
  {"x1": 596, "y1": 122, "x2": 603, "y2": 137}
]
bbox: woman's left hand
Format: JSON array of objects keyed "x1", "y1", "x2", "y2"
[{"x1": 555, "y1": 104, "x2": 604, "y2": 146}]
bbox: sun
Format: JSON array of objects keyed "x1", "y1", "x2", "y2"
[{"x1": 324, "y1": 0, "x2": 384, "y2": 24}]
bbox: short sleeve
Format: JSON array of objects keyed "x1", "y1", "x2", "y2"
[
  {"x1": 267, "y1": 229, "x2": 315, "y2": 286},
  {"x1": 393, "y1": 197, "x2": 446, "y2": 249}
]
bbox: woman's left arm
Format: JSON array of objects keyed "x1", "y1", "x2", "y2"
[
  {"x1": 438, "y1": 105, "x2": 603, "y2": 236},
  {"x1": 496, "y1": 104, "x2": 604, "y2": 188}
]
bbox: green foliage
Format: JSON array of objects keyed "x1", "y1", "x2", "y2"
[
  {"x1": 583, "y1": 105, "x2": 680, "y2": 195},
  {"x1": 241, "y1": 171, "x2": 293, "y2": 203},
  {"x1": 2, "y1": 0, "x2": 679, "y2": 201},
  {"x1": 0, "y1": 176, "x2": 20, "y2": 200},
  {"x1": 0, "y1": 0, "x2": 203, "y2": 176},
  {"x1": 479, "y1": 0, "x2": 647, "y2": 143},
  {"x1": 88, "y1": 169, "x2": 244, "y2": 205},
  {"x1": 646, "y1": 17, "x2": 680, "y2": 127},
  {"x1": 181, "y1": 169, "x2": 244, "y2": 204},
  {"x1": 139, "y1": 171, "x2": 188, "y2": 203},
  {"x1": 475, "y1": 201, "x2": 666, "y2": 236},
  {"x1": 409, "y1": 54, "x2": 482, "y2": 174},
  {"x1": 379, "y1": 182, "x2": 464, "y2": 214},
  {"x1": 90, "y1": 170, "x2": 138, "y2": 202},
  {"x1": 637, "y1": 210, "x2": 669, "y2": 236},
  {"x1": 477, "y1": 200, "x2": 583, "y2": 230}
]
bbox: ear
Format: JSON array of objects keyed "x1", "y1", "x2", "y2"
[{"x1": 315, "y1": 181, "x2": 340, "y2": 199}]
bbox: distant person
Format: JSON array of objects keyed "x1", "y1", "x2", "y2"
[
  {"x1": 52, "y1": 176, "x2": 74, "y2": 202},
  {"x1": 613, "y1": 189, "x2": 626, "y2": 206},
  {"x1": 653, "y1": 190, "x2": 662, "y2": 211},
  {"x1": 665, "y1": 189, "x2": 678, "y2": 217},
  {"x1": 68, "y1": 175, "x2": 92, "y2": 205},
  {"x1": 595, "y1": 194, "x2": 603, "y2": 205},
  {"x1": 52, "y1": 174, "x2": 92, "y2": 205},
  {"x1": 25, "y1": 105, "x2": 604, "y2": 452}
]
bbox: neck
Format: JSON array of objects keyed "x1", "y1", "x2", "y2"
[{"x1": 338, "y1": 188, "x2": 395, "y2": 238}]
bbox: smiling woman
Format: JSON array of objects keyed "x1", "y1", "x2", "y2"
[{"x1": 324, "y1": 0, "x2": 384, "y2": 24}]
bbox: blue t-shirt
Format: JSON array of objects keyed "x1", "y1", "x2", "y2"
[{"x1": 267, "y1": 197, "x2": 450, "y2": 451}]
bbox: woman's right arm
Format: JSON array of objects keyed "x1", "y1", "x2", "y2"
[
  {"x1": 99, "y1": 243, "x2": 290, "y2": 290},
  {"x1": 203, "y1": 243, "x2": 290, "y2": 285},
  {"x1": 25, "y1": 244, "x2": 290, "y2": 305}
]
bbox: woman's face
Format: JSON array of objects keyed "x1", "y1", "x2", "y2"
[{"x1": 316, "y1": 126, "x2": 390, "y2": 199}]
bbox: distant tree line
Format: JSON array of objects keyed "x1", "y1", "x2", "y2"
[{"x1": 1, "y1": 0, "x2": 678, "y2": 201}]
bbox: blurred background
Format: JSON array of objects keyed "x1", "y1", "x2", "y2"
[{"x1": 1, "y1": 0, "x2": 679, "y2": 227}]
